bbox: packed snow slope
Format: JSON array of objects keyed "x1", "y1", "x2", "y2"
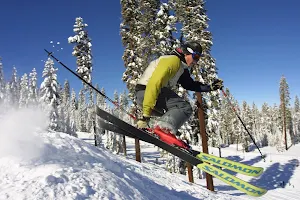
[{"x1": 0, "y1": 108, "x2": 232, "y2": 200}]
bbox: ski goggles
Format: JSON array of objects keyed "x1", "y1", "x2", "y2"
[{"x1": 192, "y1": 52, "x2": 202, "y2": 61}]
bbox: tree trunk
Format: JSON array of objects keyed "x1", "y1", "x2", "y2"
[{"x1": 283, "y1": 96, "x2": 288, "y2": 150}]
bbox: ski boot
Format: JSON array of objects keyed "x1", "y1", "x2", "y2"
[{"x1": 145, "y1": 126, "x2": 191, "y2": 152}]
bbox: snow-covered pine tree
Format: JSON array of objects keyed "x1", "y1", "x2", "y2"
[
  {"x1": 19, "y1": 73, "x2": 29, "y2": 108},
  {"x1": 119, "y1": 90, "x2": 130, "y2": 154},
  {"x1": 120, "y1": 0, "x2": 144, "y2": 101},
  {"x1": 268, "y1": 103, "x2": 283, "y2": 149},
  {"x1": 86, "y1": 87, "x2": 95, "y2": 133},
  {"x1": 108, "y1": 90, "x2": 123, "y2": 154},
  {"x1": 77, "y1": 88, "x2": 87, "y2": 132},
  {"x1": 232, "y1": 100, "x2": 243, "y2": 150},
  {"x1": 96, "y1": 85, "x2": 106, "y2": 110},
  {"x1": 95, "y1": 86, "x2": 109, "y2": 146},
  {"x1": 293, "y1": 96, "x2": 300, "y2": 142},
  {"x1": 240, "y1": 101, "x2": 252, "y2": 152},
  {"x1": 138, "y1": 0, "x2": 160, "y2": 62},
  {"x1": 28, "y1": 68, "x2": 38, "y2": 107},
  {"x1": 68, "y1": 17, "x2": 93, "y2": 86},
  {"x1": 219, "y1": 88, "x2": 235, "y2": 145},
  {"x1": 119, "y1": 90, "x2": 130, "y2": 122},
  {"x1": 153, "y1": 2, "x2": 178, "y2": 56},
  {"x1": 0, "y1": 57, "x2": 5, "y2": 103},
  {"x1": 4, "y1": 83, "x2": 12, "y2": 110},
  {"x1": 39, "y1": 58, "x2": 60, "y2": 131},
  {"x1": 261, "y1": 102, "x2": 274, "y2": 146},
  {"x1": 175, "y1": 0, "x2": 222, "y2": 147},
  {"x1": 10, "y1": 66, "x2": 19, "y2": 108},
  {"x1": 58, "y1": 79, "x2": 72, "y2": 134},
  {"x1": 62, "y1": 80, "x2": 70, "y2": 106},
  {"x1": 69, "y1": 88, "x2": 77, "y2": 135},
  {"x1": 279, "y1": 75, "x2": 291, "y2": 150},
  {"x1": 251, "y1": 103, "x2": 261, "y2": 144}
]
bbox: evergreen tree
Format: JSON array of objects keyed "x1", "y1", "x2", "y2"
[
  {"x1": 62, "y1": 80, "x2": 70, "y2": 105},
  {"x1": 119, "y1": 90, "x2": 130, "y2": 121},
  {"x1": 95, "y1": 85, "x2": 107, "y2": 145},
  {"x1": 10, "y1": 66, "x2": 19, "y2": 108},
  {"x1": 120, "y1": 0, "x2": 144, "y2": 101},
  {"x1": 69, "y1": 88, "x2": 77, "y2": 134},
  {"x1": 19, "y1": 73, "x2": 29, "y2": 108},
  {"x1": 153, "y1": 3, "x2": 178, "y2": 55},
  {"x1": 293, "y1": 96, "x2": 300, "y2": 142},
  {"x1": 109, "y1": 90, "x2": 123, "y2": 153},
  {"x1": 279, "y1": 75, "x2": 291, "y2": 150},
  {"x1": 119, "y1": 90, "x2": 130, "y2": 154},
  {"x1": 39, "y1": 58, "x2": 60, "y2": 131},
  {"x1": 0, "y1": 57, "x2": 5, "y2": 103},
  {"x1": 138, "y1": 0, "x2": 160, "y2": 62},
  {"x1": 86, "y1": 87, "x2": 95, "y2": 132},
  {"x1": 77, "y1": 88, "x2": 87, "y2": 132},
  {"x1": 240, "y1": 101, "x2": 252, "y2": 152},
  {"x1": 28, "y1": 68, "x2": 38, "y2": 107},
  {"x1": 68, "y1": 17, "x2": 93, "y2": 85},
  {"x1": 96, "y1": 84, "x2": 106, "y2": 109},
  {"x1": 4, "y1": 82, "x2": 12, "y2": 110}
]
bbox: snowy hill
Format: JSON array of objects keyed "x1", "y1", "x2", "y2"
[
  {"x1": 0, "y1": 109, "x2": 232, "y2": 200},
  {"x1": 1, "y1": 108, "x2": 300, "y2": 200},
  {"x1": 0, "y1": 132, "x2": 234, "y2": 200}
]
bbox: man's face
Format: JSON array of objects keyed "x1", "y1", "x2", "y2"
[{"x1": 185, "y1": 54, "x2": 198, "y2": 67}]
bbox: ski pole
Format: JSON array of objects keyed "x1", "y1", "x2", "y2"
[
  {"x1": 44, "y1": 49, "x2": 137, "y2": 120},
  {"x1": 221, "y1": 89, "x2": 265, "y2": 161}
]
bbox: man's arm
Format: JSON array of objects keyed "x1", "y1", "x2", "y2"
[{"x1": 178, "y1": 69, "x2": 212, "y2": 92}]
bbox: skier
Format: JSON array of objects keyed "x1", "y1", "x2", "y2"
[{"x1": 135, "y1": 41, "x2": 223, "y2": 149}]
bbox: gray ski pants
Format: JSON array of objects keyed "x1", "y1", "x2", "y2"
[{"x1": 136, "y1": 87, "x2": 193, "y2": 133}]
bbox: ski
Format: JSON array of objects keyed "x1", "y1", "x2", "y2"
[
  {"x1": 95, "y1": 106, "x2": 267, "y2": 197},
  {"x1": 99, "y1": 118, "x2": 264, "y2": 177},
  {"x1": 98, "y1": 118, "x2": 139, "y2": 139},
  {"x1": 195, "y1": 152, "x2": 264, "y2": 177}
]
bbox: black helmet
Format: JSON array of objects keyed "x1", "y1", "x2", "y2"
[{"x1": 181, "y1": 41, "x2": 202, "y2": 55}]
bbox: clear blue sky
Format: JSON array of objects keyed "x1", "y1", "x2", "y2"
[{"x1": 0, "y1": 0, "x2": 299, "y2": 108}]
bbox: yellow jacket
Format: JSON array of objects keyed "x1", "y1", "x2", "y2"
[
  {"x1": 136, "y1": 55, "x2": 186, "y2": 117},
  {"x1": 136, "y1": 54, "x2": 212, "y2": 117}
]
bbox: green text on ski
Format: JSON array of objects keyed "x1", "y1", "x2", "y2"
[
  {"x1": 197, "y1": 162, "x2": 267, "y2": 197},
  {"x1": 196, "y1": 153, "x2": 264, "y2": 177}
]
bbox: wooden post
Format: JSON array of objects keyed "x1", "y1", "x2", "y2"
[
  {"x1": 131, "y1": 105, "x2": 141, "y2": 162},
  {"x1": 93, "y1": 120, "x2": 97, "y2": 147},
  {"x1": 123, "y1": 135, "x2": 127, "y2": 156},
  {"x1": 135, "y1": 139, "x2": 141, "y2": 162},
  {"x1": 187, "y1": 163, "x2": 194, "y2": 183},
  {"x1": 196, "y1": 92, "x2": 214, "y2": 191}
]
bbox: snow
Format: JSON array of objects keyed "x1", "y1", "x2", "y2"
[
  {"x1": 0, "y1": 109, "x2": 230, "y2": 200},
  {"x1": 0, "y1": 108, "x2": 300, "y2": 199}
]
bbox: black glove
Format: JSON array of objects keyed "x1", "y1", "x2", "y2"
[{"x1": 210, "y1": 79, "x2": 224, "y2": 91}]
